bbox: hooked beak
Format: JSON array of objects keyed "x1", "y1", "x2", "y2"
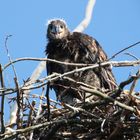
[{"x1": 51, "y1": 25, "x2": 62, "y2": 34}]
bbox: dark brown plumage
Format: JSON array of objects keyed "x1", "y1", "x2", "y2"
[{"x1": 46, "y1": 19, "x2": 117, "y2": 104}]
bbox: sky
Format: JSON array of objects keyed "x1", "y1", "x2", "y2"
[{"x1": 0, "y1": 0, "x2": 140, "y2": 121}]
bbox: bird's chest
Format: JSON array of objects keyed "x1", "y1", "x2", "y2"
[
  {"x1": 50, "y1": 41, "x2": 89, "y2": 62},
  {"x1": 47, "y1": 41, "x2": 90, "y2": 75}
]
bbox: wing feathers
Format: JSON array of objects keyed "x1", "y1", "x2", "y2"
[{"x1": 73, "y1": 32, "x2": 117, "y2": 90}]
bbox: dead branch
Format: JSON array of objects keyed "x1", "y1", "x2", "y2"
[
  {"x1": 3, "y1": 57, "x2": 91, "y2": 70},
  {"x1": 108, "y1": 41, "x2": 140, "y2": 60},
  {"x1": 1, "y1": 61, "x2": 140, "y2": 97},
  {"x1": 0, "y1": 64, "x2": 5, "y2": 133},
  {"x1": 73, "y1": 0, "x2": 96, "y2": 32},
  {"x1": 80, "y1": 86, "x2": 136, "y2": 112},
  {"x1": 4, "y1": 35, "x2": 18, "y2": 78},
  {"x1": 129, "y1": 70, "x2": 140, "y2": 95},
  {"x1": 3, "y1": 57, "x2": 140, "y2": 71},
  {"x1": 14, "y1": 77, "x2": 22, "y2": 129},
  {"x1": 111, "y1": 74, "x2": 139, "y2": 99}
]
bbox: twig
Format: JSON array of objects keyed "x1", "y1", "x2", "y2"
[
  {"x1": 0, "y1": 64, "x2": 5, "y2": 133},
  {"x1": 111, "y1": 74, "x2": 137, "y2": 98},
  {"x1": 4, "y1": 35, "x2": 22, "y2": 129},
  {"x1": 27, "y1": 100, "x2": 36, "y2": 127},
  {"x1": 14, "y1": 78, "x2": 22, "y2": 129},
  {"x1": 64, "y1": 103, "x2": 102, "y2": 120},
  {"x1": 46, "y1": 82, "x2": 50, "y2": 121},
  {"x1": 108, "y1": 41, "x2": 140, "y2": 60},
  {"x1": 129, "y1": 70, "x2": 140, "y2": 95},
  {"x1": 124, "y1": 52, "x2": 139, "y2": 60},
  {"x1": 36, "y1": 85, "x2": 45, "y2": 118},
  {"x1": 4, "y1": 35, "x2": 17, "y2": 78}
]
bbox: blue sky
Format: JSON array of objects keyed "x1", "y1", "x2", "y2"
[{"x1": 0, "y1": 0, "x2": 140, "y2": 121}]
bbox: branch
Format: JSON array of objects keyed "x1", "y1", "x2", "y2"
[
  {"x1": 0, "y1": 64, "x2": 5, "y2": 133},
  {"x1": 108, "y1": 41, "x2": 140, "y2": 60},
  {"x1": 129, "y1": 70, "x2": 140, "y2": 95},
  {"x1": 4, "y1": 35, "x2": 18, "y2": 78},
  {"x1": 14, "y1": 77, "x2": 22, "y2": 129},
  {"x1": 4, "y1": 35, "x2": 21, "y2": 129},
  {"x1": 42, "y1": 60, "x2": 140, "y2": 86},
  {"x1": 63, "y1": 103, "x2": 101, "y2": 120},
  {"x1": 1, "y1": 59, "x2": 140, "y2": 96},
  {"x1": 1, "y1": 58, "x2": 140, "y2": 98},
  {"x1": 111, "y1": 75, "x2": 139, "y2": 99},
  {"x1": 22, "y1": 60, "x2": 47, "y2": 97},
  {"x1": 73, "y1": 0, "x2": 96, "y2": 32},
  {"x1": 3, "y1": 57, "x2": 91, "y2": 70},
  {"x1": 3, "y1": 57, "x2": 140, "y2": 71},
  {"x1": 80, "y1": 86, "x2": 136, "y2": 112}
]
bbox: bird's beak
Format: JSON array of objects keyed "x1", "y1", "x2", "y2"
[{"x1": 52, "y1": 25, "x2": 61, "y2": 34}]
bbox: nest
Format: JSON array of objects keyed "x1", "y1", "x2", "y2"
[
  {"x1": 31, "y1": 87, "x2": 140, "y2": 140},
  {"x1": 1, "y1": 64, "x2": 140, "y2": 140}
]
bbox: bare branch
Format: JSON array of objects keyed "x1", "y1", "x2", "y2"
[
  {"x1": 0, "y1": 64, "x2": 5, "y2": 133},
  {"x1": 80, "y1": 86, "x2": 136, "y2": 112},
  {"x1": 73, "y1": 0, "x2": 96, "y2": 32},
  {"x1": 3, "y1": 57, "x2": 140, "y2": 71},
  {"x1": 124, "y1": 52, "x2": 139, "y2": 60},
  {"x1": 4, "y1": 35, "x2": 18, "y2": 78},
  {"x1": 1, "y1": 59, "x2": 140, "y2": 97},
  {"x1": 129, "y1": 70, "x2": 140, "y2": 95},
  {"x1": 3, "y1": 57, "x2": 91, "y2": 70},
  {"x1": 108, "y1": 41, "x2": 140, "y2": 60},
  {"x1": 14, "y1": 77, "x2": 22, "y2": 129}
]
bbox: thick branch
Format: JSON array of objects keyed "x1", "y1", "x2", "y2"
[
  {"x1": 74, "y1": 0, "x2": 96, "y2": 32},
  {"x1": 80, "y1": 86, "x2": 136, "y2": 112}
]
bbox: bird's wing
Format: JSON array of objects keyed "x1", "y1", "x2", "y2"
[
  {"x1": 75, "y1": 32, "x2": 107, "y2": 62},
  {"x1": 73, "y1": 32, "x2": 117, "y2": 90}
]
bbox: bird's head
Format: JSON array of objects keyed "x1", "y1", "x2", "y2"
[{"x1": 47, "y1": 19, "x2": 70, "y2": 41}]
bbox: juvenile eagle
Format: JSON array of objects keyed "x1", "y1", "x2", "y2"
[{"x1": 46, "y1": 19, "x2": 117, "y2": 104}]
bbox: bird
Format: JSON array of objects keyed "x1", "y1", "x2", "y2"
[{"x1": 45, "y1": 19, "x2": 117, "y2": 104}]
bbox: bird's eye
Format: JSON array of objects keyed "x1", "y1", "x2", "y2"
[
  {"x1": 60, "y1": 25, "x2": 63, "y2": 29},
  {"x1": 49, "y1": 25, "x2": 53, "y2": 30}
]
